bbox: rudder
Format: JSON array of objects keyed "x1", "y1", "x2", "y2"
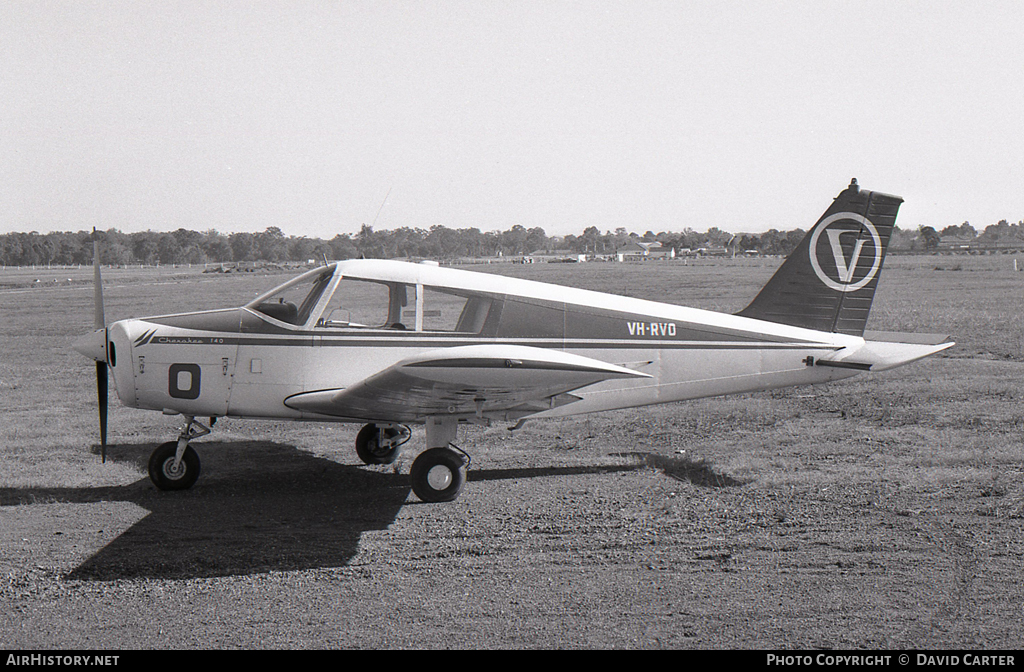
[{"x1": 736, "y1": 179, "x2": 902, "y2": 336}]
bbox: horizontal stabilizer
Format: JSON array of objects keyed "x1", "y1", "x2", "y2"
[
  {"x1": 815, "y1": 338, "x2": 955, "y2": 373},
  {"x1": 862, "y1": 330, "x2": 951, "y2": 346}
]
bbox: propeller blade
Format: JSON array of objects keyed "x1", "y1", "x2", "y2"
[
  {"x1": 92, "y1": 229, "x2": 108, "y2": 462},
  {"x1": 92, "y1": 231, "x2": 105, "y2": 330},
  {"x1": 96, "y1": 360, "x2": 108, "y2": 463}
]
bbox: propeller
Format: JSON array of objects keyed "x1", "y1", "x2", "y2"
[
  {"x1": 96, "y1": 359, "x2": 108, "y2": 462},
  {"x1": 73, "y1": 230, "x2": 108, "y2": 462}
]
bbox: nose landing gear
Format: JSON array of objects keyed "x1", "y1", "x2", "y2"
[{"x1": 147, "y1": 416, "x2": 210, "y2": 491}]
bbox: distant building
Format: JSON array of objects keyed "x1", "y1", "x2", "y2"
[
  {"x1": 937, "y1": 236, "x2": 973, "y2": 253},
  {"x1": 616, "y1": 241, "x2": 674, "y2": 261},
  {"x1": 693, "y1": 246, "x2": 730, "y2": 257},
  {"x1": 936, "y1": 236, "x2": 1024, "y2": 254}
]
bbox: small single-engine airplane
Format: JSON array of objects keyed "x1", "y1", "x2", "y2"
[{"x1": 74, "y1": 180, "x2": 953, "y2": 502}]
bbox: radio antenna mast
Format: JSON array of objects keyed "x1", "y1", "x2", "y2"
[{"x1": 372, "y1": 187, "x2": 392, "y2": 228}]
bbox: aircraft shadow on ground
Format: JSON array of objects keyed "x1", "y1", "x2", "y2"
[
  {"x1": 608, "y1": 451, "x2": 748, "y2": 488},
  {"x1": 0, "y1": 441, "x2": 410, "y2": 581},
  {"x1": 0, "y1": 442, "x2": 724, "y2": 581}
]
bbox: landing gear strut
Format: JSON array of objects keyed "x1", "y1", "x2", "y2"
[
  {"x1": 355, "y1": 423, "x2": 410, "y2": 465},
  {"x1": 148, "y1": 416, "x2": 209, "y2": 491}
]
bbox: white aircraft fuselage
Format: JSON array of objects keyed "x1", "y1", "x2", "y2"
[{"x1": 102, "y1": 260, "x2": 869, "y2": 424}]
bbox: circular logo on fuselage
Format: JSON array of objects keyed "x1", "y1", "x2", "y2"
[{"x1": 808, "y1": 212, "x2": 882, "y2": 293}]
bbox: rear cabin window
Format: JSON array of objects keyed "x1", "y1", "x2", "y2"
[{"x1": 415, "y1": 288, "x2": 492, "y2": 333}]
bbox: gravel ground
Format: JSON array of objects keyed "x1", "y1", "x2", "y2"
[{"x1": 3, "y1": 400, "x2": 1022, "y2": 649}]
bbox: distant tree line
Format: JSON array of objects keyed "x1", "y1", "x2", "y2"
[
  {"x1": 0, "y1": 225, "x2": 550, "y2": 267},
  {"x1": 2, "y1": 218, "x2": 1020, "y2": 267},
  {"x1": 908, "y1": 220, "x2": 1024, "y2": 252}
]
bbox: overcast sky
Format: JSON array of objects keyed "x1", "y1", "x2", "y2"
[{"x1": 2, "y1": 1, "x2": 1022, "y2": 238}]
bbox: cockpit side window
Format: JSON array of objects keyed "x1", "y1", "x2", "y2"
[{"x1": 317, "y1": 278, "x2": 396, "y2": 329}]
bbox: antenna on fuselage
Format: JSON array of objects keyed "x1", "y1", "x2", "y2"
[{"x1": 372, "y1": 186, "x2": 392, "y2": 229}]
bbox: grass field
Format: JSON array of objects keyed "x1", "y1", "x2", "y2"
[{"x1": 1, "y1": 253, "x2": 1023, "y2": 648}]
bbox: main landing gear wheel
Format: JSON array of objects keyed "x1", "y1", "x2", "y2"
[
  {"x1": 355, "y1": 423, "x2": 407, "y2": 465},
  {"x1": 411, "y1": 447, "x2": 467, "y2": 503},
  {"x1": 148, "y1": 441, "x2": 201, "y2": 491}
]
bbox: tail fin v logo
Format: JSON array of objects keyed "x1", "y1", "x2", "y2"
[{"x1": 808, "y1": 213, "x2": 882, "y2": 292}]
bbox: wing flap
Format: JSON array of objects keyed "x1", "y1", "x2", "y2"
[{"x1": 285, "y1": 344, "x2": 650, "y2": 422}]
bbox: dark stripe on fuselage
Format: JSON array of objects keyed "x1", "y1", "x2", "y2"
[
  {"x1": 143, "y1": 305, "x2": 817, "y2": 345},
  {"x1": 135, "y1": 333, "x2": 832, "y2": 351}
]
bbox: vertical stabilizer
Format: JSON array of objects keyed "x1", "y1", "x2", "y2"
[{"x1": 737, "y1": 180, "x2": 902, "y2": 336}]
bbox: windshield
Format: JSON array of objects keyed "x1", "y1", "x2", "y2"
[{"x1": 246, "y1": 266, "x2": 334, "y2": 326}]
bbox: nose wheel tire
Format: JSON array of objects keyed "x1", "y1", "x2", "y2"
[
  {"x1": 148, "y1": 441, "x2": 201, "y2": 491},
  {"x1": 411, "y1": 447, "x2": 467, "y2": 503}
]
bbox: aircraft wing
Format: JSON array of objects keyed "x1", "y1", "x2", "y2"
[{"x1": 284, "y1": 344, "x2": 651, "y2": 422}]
